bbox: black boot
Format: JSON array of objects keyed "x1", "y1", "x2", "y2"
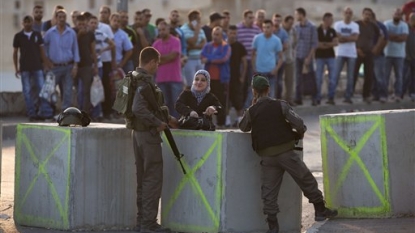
[
  {"x1": 266, "y1": 214, "x2": 279, "y2": 233},
  {"x1": 313, "y1": 201, "x2": 338, "y2": 221}
]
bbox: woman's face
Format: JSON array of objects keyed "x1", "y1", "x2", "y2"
[{"x1": 192, "y1": 74, "x2": 208, "y2": 92}]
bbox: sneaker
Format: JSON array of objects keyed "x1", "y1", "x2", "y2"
[
  {"x1": 343, "y1": 98, "x2": 353, "y2": 104},
  {"x1": 314, "y1": 202, "x2": 338, "y2": 221},
  {"x1": 141, "y1": 223, "x2": 171, "y2": 233},
  {"x1": 326, "y1": 99, "x2": 335, "y2": 105}
]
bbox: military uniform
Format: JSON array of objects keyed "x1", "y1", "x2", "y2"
[
  {"x1": 239, "y1": 75, "x2": 337, "y2": 233},
  {"x1": 130, "y1": 67, "x2": 170, "y2": 231}
]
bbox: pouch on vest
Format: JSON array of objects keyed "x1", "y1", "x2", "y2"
[{"x1": 112, "y1": 72, "x2": 132, "y2": 115}]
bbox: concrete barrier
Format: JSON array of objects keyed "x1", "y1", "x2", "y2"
[
  {"x1": 320, "y1": 109, "x2": 415, "y2": 218},
  {"x1": 15, "y1": 124, "x2": 303, "y2": 232},
  {"x1": 14, "y1": 123, "x2": 136, "y2": 230},
  {"x1": 161, "y1": 130, "x2": 303, "y2": 233}
]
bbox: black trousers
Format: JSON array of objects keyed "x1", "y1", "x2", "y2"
[
  {"x1": 353, "y1": 52, "x2": 374, "y2": 98},
  {"x1": 133, "y1": 130, "x2": 163, "y2": 228},
  {"x1": 102, "y1": 62, "x2": 113, "y2": 116},
  {"x1": 210, "y1": 80, "x2": 227, "y2": 126},
  {"x1": 260, "y1": 149, "x2": 323, "y2": 215}
]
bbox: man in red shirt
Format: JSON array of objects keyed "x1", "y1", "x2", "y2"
[{"x1": 402, "y1": 0, "x2": 415, "y2": 22}]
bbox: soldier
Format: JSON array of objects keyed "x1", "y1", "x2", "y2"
[
  {"x1": 131, "y1": 47, "x2": 177, "y2": 232},
  {"x1": 239, "y1": 75, "x2": 337, "y2": 233}
]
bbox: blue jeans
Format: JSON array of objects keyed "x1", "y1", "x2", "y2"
[
  {"x1": 334, "y1": 56, "x2": 356, "y2": 100},
  {"x1": 76, "y1": 66, "x2": 93, "y2": 112},
  {"x1": 315, "y1": 58, "x2": 336, "y2": 100},
  {"x1": 157, "y1": 82, "x2": 183, "y2": 118},
  {"x1": 385, "y1": 57, "x2": 404, "y2": 97},
  {"x1": 253, "y1": 72, "x2": 276, "y2": 98},
  {"x1": 21, "y1": 70, "x2": 54, "y2": 118},
  {"x1": 52, "y1": 65, "x2": 74, "y2": 110},
  {"x1": 372, "y1": 56, "x2": 388, "y2": 99},
  {"x1": 295, "y1": 58, "x2": 315, "y2": 102},
  {"x1": 403, "y1": 59, "x2": 415, "y2": 99}
]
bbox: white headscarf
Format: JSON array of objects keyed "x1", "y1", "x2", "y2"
[{"x1": 191, "y1": 69, "x2": 211, "y2": 105}]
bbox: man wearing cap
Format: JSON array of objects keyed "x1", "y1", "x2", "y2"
[
  {"x1": 239, "y1": 75, "x2": 337, "y2": 233},
  {"x1": 202, "y1": 12, "x2": 225, "y2": 42}
]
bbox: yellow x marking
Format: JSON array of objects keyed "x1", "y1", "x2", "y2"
[
  {"x1": 15, "y1": 125, "x2": 71, "y2": 229},
  {"x1": 161, "y1": 131, "x2": 223, "y2": 232}
]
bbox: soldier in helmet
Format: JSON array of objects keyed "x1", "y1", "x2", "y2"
[{"x1": 239, "y1": 75, "x2": 337, "y2": 233}]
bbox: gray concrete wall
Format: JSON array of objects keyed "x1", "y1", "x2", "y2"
[
  {"x1": 14, "y1": 123, "x2": 136, "y2": 230},
  {"x1": 161, "y1": 130, "x2": 302, "y2": 233},
  {"x1": 320, "y1": 110, "x2": 415, "y2": 218}
]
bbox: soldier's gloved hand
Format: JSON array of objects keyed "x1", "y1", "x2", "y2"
[
  {"x1": 190, "y1": 111, "x2": 199, "y2": 118},
  {"x1": 156, "y1": 122, "x2": 168, "y2": 132}
]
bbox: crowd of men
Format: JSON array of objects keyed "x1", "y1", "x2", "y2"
[{"x1": 13, "y1": 1, "x2": 415, "y2": 126}]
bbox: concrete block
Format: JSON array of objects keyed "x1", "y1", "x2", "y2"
[
  {"x1": 161, "y1": 130, "x2": 302, "y2": 233},
  {"x1": 0, "y1": 92, "x2": 25, "y2": 115},
  {"x1": 320, "y1": 110, "x2": 415, "y2": 218},
  {"x1": 14, "y1": 123, "x2": 136, "y2": 230}
]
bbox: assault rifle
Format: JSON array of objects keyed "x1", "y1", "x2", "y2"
[{"x1": 140, "y1": 81, "x2": 186, "y2": 175}]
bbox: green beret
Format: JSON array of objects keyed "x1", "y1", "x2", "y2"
[{"x1": 252, "y1": 75, "x2": 270, "y2": 90}]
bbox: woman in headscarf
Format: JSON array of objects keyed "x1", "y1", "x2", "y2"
[{"x1": 175, "y1": 69, "x2": 222, "y2": 130}]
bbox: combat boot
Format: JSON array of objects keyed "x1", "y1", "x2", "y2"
[
  {"x1": 140, "y1": 223, "x2": 171, "y2": 233},
  {"x1": 314, "y1": 201, "x2": 338, "y2": 221},
  {"x1": 266, "y1": 214, "x2": 279, "y2": 233}
]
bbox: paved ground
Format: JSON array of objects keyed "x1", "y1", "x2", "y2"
[{"x1": 1, "y1": 96, "x2": 414, "y2": 233}]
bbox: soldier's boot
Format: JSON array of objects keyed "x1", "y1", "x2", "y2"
[
  {"x1": 266, "y1": 214, "x2": 279, "y2": 233},
  {"x1": 314, "y1": 201, "x2": 338, "y2": 221},
  {"x1": 141, "y1": 223, "x2": 171, "y2": 233}
]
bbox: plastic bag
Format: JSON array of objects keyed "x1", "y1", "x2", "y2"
[
  {"x1": 90, "y1": 75, "x2": 105, "y2": 107},
  {"x1": 39, "y1": 71, "x2": 59, "y2": 103}
]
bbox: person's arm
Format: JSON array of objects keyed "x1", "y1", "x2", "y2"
[
  {"x1": 136, "y1": 27, "x2": 149, "y2": 47},
  {"x1": 208, "y1": 44, "x2": 231, "y2": 64},
  {"x1": 240, "y1": 55, "x2": 248, "y2": 83},
  {"x1": 273, "y1": 51, "x2": 284, "y2": 75},
  {"x1": 186, "y1": 23, "x2": 202, "y2": 46},
  {"x1": 91, "y1": 40, "x2": 98, "y2": 75},
  {"x1": 238, "y1": 109, "x2": 252, "y2": 132},
  {"x1": 389, "y1": 33, "x2": 409, "y2": 42},
  {"x1": 13, "y1": 47, "x2": 19, "y2": 78},
  {"x1": 72, "y1": 32, "x2": 80, "y2": 78},
  {"x1": 281, "y1": 101, "x2": 306, "y2": 138},
  {"x1": 306, "y1": 26, "x2": 318, "y2": 64},
  {"x1": 39, "y1": 45, "x2": 52, "y2": 70},
  {"x1": 160, "y1": 51, "x2": 180, "y2": 64},
  {"x1": 251, "y1": 49, "x2": 257, "y2": 73},
  {"x1": 175, "y1": 91, "x2": 194, "y2": 116},
  {"x1": 118, "y1": 35, "x2": 133, "y2": 68}
]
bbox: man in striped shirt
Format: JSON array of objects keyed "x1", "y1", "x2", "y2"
[{"x1": 237, "y1": 9, "x2": 262, "y2": 108}]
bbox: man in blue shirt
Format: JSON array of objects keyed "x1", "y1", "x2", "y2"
[
  {"x1": 44, "y1": 9, "x2": 80, "y2": 111},
  {"x1": 272, "y1": 14, "x2": 289, "y2": 99},
  {"x1": 370, "y1": 11, "x2": 389, "y2": 102},
  {"x1": 252, "y1": 19, "x2": 283, "y2": 99},
  {"x1": 384, "y1": 8, "x2": 409, "y2": 102}
]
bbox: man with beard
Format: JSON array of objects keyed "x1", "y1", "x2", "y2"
[
  {"x1": 32, "y1": 5, "x2": 43, "y2": 32},
  {"x1": 384, "y1": 8, "x2": 409, "y2": 102},
  {"x1": 110, "y1": 13, "x2": 133, "y2": 73}
]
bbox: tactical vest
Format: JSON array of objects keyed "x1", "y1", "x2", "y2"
[
  {"x1": 248, "y1": 99, "x2": 296, "y2": 151},
  {"x1": 128, "y1": 71, "x2": 168, "y2": 131}
]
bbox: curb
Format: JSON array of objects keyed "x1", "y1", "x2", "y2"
[{"x1": 304, "y1": 220, "x2": 327, "y2": 233}]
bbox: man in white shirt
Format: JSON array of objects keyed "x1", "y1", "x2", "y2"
[{"x1": 333, "y1": 7, "x2": 360, "y2": 104}]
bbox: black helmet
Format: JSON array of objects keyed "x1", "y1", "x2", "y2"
[{"x1": 57, "y1": 107, "x2": 91, "y2": 127}]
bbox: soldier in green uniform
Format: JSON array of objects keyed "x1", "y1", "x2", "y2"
[
  {"x1": 239, "y1": 75, "x2": 337, "y2": 233},
  {"x1": 130, "y1": 47, "x2": 177, "y2": 233}
]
